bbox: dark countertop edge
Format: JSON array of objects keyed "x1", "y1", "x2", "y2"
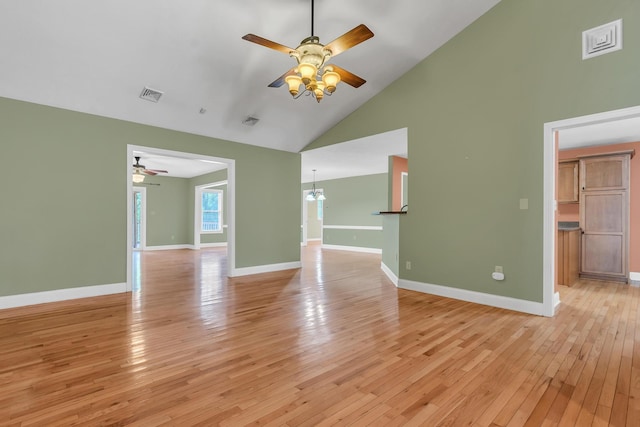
[
  {"x1": 373, "y1": 211, "x2": 407, "y2": 215},
  {"x1": 558, "y1": 227, "x2": 581, "y2": 231}
]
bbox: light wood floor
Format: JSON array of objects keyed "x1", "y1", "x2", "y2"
[{"x1": 1, "y1": 245, "x2": 639, "y2": 426}]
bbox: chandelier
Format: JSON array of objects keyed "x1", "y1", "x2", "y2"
[{"x1": 306, "y1": 169, "x2": 326, "y2": 201}]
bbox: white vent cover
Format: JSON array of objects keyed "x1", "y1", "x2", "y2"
[
  {"x1": 242, "y1": 116, "x2": 260, "y2": 126},
  {"x1": 139, "y1": 87, "x2": 164, "y2": 102},
  {"x1": 582, "y1": 19, "x2": 622, "y2": 60}
]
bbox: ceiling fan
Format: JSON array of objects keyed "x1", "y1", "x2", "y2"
[
  {"x1": 132, "y1": 156, "x2": 167, "y2": 183},
  {"x1": 241, "y1": 0, "x2": 374, "y2": 102}
]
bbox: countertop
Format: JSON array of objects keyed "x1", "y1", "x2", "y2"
[{"x1": 558, "y1": 221, "x2": 580, "y2": 231}]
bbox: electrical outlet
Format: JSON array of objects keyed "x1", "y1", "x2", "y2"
[
  {"x1": 495, "y1": 266, "x2": 503, "y2": 273},
  {"x1": 406, "y1": 261, "x2": 411, "y2": 270}
]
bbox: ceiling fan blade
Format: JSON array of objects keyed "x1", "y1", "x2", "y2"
[
  {"x1": 330, "y1": 64, "x2": 366, "y2": 88},
  {"x1": 268, "y1": 67, "x2": 298, "y2": 88},
  {"x1": 145, "y1": 169, "x2": 168, "y2": 174},
  {"x1": 242, "y1": 34, "x2": 294, "y2": 55},
  {"x1": 324, "y1": 24, "x2": 374, "y2": 57},
  {"x1": 143, "y1": 170, "x2": 158, "y2": 176}
]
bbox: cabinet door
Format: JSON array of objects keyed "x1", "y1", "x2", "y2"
[
  {"x1": 558, "y1": 161, "x2": 578, "y2": 203},
  {"x1": 580, "y1": 155, "x2": 629, "y2": 191},
  {"x1": 580, "y1": 190, "x2": 628, "y2": 280}
]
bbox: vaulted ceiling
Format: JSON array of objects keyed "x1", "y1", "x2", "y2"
[{"x1": 0, "y1": 0, "x2": 501, "y2": 153}]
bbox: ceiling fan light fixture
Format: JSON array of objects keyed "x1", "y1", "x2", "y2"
[
  {"x1": 306, "y1": 192, "x2": 316, "y2": 201},
  {"x1": 298, "y1": 63, "x2": 317, "y2": 85},
  {"x1": 322, "y1": 68, "x2": 340, "y2": 93},
  {"x1": 314, "y1": 81, "x2": 325, "y2": 102},
  {"x1": 285, "y1": 74, "x2": 303, "y2": 96},
  {"x1": 241, "y1": 0, "x2": 373, "y2": 103},
  {"x1": 132, "y1": 172, "x2": 145, "y2": 183}
]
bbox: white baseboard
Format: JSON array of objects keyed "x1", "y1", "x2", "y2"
[
  {"x1": 0, "y1": 283, "x2": 127, "y2": 311},
  {"x1": 380, "y1": 262, "x2": 399, "y2": 286},
  {"x1": 145, "y1": 244, "x2": 193, "y2": 251},
  {"x1": 230, "y1": 261, "x2": 302, "y2": 277},
  {"x1": 321, "y1": 244, "x2": 382, "y2": 254},
  {"x1": 553, "y1": 291, "x2": 561, "y2": 313},
  {"x1": 629, "y1": 272, "x2": 640, "y2": 283},
  {"x1": 200, "y1": 242, "x2": 227, "y2": 248},
  {"x1": 398, "y1": 279, "x2": 545, "y2": 316}
]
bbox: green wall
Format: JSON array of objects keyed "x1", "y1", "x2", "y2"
[
  {"x1": 304, "y1": 173, "x2": 387, "y2": 249},
  {"x1": 141, "y1": 176, "x2": 190, "y2": 246},
  {"x1": 0, "y1": 97, "x2": 300, "y2": 296},
  {"x1": 382, "y1": 215, "x2": 400, "y2": 277},
  {"x1": 306, "y1": 0, "x2": 640, "y2": 302},
  {"x1": 137, "y1": 170, "x2": 228, "y2": 247}
]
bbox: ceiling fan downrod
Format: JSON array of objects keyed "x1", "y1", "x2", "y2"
[{"x1": 311, "y1": 0, "x2": 315, "y2": 37}]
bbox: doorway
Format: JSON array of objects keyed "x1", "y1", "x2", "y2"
[
  {"x1": 126, "y1": 145, "x2": 237, "y2": 292},
  {"x1": 543, "y1": 105, "x2": 640, "y2": 316},
  {"x1": 301, "y1": 189, "x2": 324, "y2": 246}
]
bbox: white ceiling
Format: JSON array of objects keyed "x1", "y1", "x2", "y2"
[
  {"x1": 558, "y1": 116, "x2": 640, "y2": 150},
  {"x1": 301, "y1": 128, "x2": 407, "y2": 182},
  {"x1": 0, "y1": 0, "x2": 501, "y2": 154},
  {"x1": 133, "y1": 150, "x2": 226, "y2": 178}
]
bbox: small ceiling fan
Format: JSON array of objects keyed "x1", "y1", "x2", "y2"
[
  {"x1": 133, "y1": 156, "x2": 168, "y2": 176},
  {"x1": 242, "y1": 0, "x2": 374, "y2": 102}
]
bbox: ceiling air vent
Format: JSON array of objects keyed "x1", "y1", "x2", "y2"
[
  {"x1": 582, "y1": 19, "x2": 622, "y2": 60},
  {"x1": 242, "y1": 116, "x2": 260, "y2": 126},
  {"x1": 139, "y1": 87, "x2": 164, "y2": 103}
]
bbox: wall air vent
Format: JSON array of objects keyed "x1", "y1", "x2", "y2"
[
  {"x1": 242, "y1": 116, "x2": 260, "y2": 126},
  {"x1": 582, "y1": 19, "x2": 622, "y2": 60},
  {"x1": 139, "y1": 87, "x2": 164, "y2": 102}
]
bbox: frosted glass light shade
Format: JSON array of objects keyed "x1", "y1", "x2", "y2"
[
  {"x1": 132, "y1": 172, "x2": 145, "y2": 183},
  {"x1": 285, "y1": 75, "x2": 302, "y2": 96},
  {"x1": 322, "y1": 70, "x2": 340, "y2": 93},
  {"x1": 298, "y1": 63, "x2": 317, "y2": 85}
]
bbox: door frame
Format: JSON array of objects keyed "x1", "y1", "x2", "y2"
[
  {"x1": 543, "y1": 104, "x2": 640, "y2": 316},
  {"x1": 132, "y1": 186, "x2": 147, "y2": 250},
  {"x1": 126, "y1": 145, "x2": 237, "y2": 292}
]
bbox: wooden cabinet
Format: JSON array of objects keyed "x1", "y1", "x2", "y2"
[
  {"x1": 578, "y1": 151, "x2": 632, "y2": 282},
  {"x1": 580, "y1": 154, "x2": 629, "y2": 191},
  {"x1": 558, "y1": 160, "x2": 579, "y2": 203},
  {"x1": 557, "y1": 229, "x2": 580, "y2": 286}
]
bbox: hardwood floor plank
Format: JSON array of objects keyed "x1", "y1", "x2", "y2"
[{"x1": 1, "y1": 246, "x2": 640, "y2": 425}]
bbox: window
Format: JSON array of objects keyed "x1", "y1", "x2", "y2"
[
  {"x1": 201, "y1": 189, "x2": 223, "y2": 233},
  {"x1": 317, "y1": 198, "x2": 323, "y2": 220}
]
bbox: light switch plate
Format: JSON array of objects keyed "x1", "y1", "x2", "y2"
[{"x1": 519, "y1": 198, "x2": 529, "y2": 210}]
